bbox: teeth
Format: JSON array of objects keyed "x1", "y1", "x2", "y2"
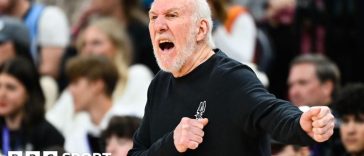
[{"x1": 159, "y1": 39, "x2": 171, "y2": 43}]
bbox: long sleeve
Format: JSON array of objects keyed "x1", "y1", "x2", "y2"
[
  {"x1": 128, "y1": 50, "x2": 316, "y2": 155},
  {"x1": 227, "y1": 66, "x2": 316, "y2": 145},
  {"x1": 128, "y1": 130, "x2": 181, "y2": 156},
  {"x1": 128, "y1": 81, "x2": 182, "y2": 156}
]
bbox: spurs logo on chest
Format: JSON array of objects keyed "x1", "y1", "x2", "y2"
[{"x1": 195, "y1": 101, "x2": 206, "y2": 120}]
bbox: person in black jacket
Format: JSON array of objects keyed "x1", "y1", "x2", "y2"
[
  {"x1": 128, "y1": 0, "x2": 335, "y2": 155},
  {"x1": 0, "y1": 57, "x2": 64, "y2": 155}
]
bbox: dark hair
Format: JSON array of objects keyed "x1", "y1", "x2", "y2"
[
  {"x1": 333, "y1": 83, "x2": 364, "y2": 118},
  {"x1": 0, "y1": 57, "x2": 45, "y2": 126},
  {"x1": 66, "y1": 55, "x2": 119, "y2": 97},
  {"x1": 13, "y1": 39, "x2": 33, "y2": 65},
  {"x1": 291, "y1": 54, "x2": 341, "y2": 97},
  {"x1": 101, "y1": 116, "x2": 141, "y2": 140}
]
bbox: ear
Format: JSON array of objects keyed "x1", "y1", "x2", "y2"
[
  {"x1": 196, "y1": 19, "x2": 209, "y2": 42},
  {"x1": 321, "y1": 80, "x2": 334, "y2": 97}
]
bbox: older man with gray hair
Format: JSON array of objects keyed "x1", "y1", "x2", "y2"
[{"x1": 128, "y1": 0, "x2": 335, "y2": 155}]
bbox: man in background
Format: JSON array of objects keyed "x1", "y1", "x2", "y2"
[
  {"x1": 288, "y1": 54, "x2": 345, "y2": 156},
  {"x1": 288, "y1": 54, "x2": 340, "y2": 107}
]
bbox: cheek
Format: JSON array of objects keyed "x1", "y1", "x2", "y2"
[
  {"x1": 69, "y1": 85, "x2": 79, "y2": 97},
  {"x1": 340, "y1": 126, "x2": 348, "y2": 137},
  {"x1": 288, "y1": 85, "x2": 298, "y2": 95},
  {"x1": 291, "y1": 85, "x2": 306, "y2": 98},
  {"x1": 359, "y1": 125, "x2": 364, "y2": 137},
  {"x1": 11, "y1": 88, "x2": 27, "y2": 102},
  {"x1": 0, "y1": 44, "x2": 16, "y2": 62},
  {"x1": 70, "y1": 86, "x2": 85, "y2": 105},
  {"x1": 175, "y1": 34, "x2": 190, "y2": 47},
  {"x1": 104, "y1": 44, "x2": 116, "y2": 58},
  {"x1": 5, "y1": 91, "x2": 27, "y2": 114},
  {"x1": 302, "y1": 84, "x2": 319, "y2": 97},
  {"x1": 309, "y1": 86, "x2": 325, "y2": 99},
  {"x1": 93, "y1": 42, "x2": 115, "y2": 58}
]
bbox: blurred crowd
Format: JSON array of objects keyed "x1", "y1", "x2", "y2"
[{"x1": 0, "y1": 0, "x2": 363, "y2": 156}]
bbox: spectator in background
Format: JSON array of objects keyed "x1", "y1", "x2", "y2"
[
  {"x1": 64, "y1": 55, "x2": 121, "y2": 153},
  {"x1": 0, "y1": 16, "x2": 32, "y2": 65},
  {"x1": 232, "y1": 0, "x2": 267, "y2": 21},
  {"x1": 288, "y1": 54, "x2": 340, "y2": 107},
  {"x1": 72, "y1": 0, "x2": 159, "y2": 73},
  {"x1": 77, "y1": 17, "x2": 152, "y2": 115},
  {"x1": 101, "y1": 116, "x2": 141, "y2": 156},
  {"x1": 271, "y1": 143, "x2": 310, "y2": 156},
  {"x1": 0, "y1": 16, "x2": 59, "y2": 111},
  {"x1": 208, "y1": 0, "x2": 269, "y2": 87},
  {"x1": 209, "y1": 0, "x2": 257, "y2": 65},
  {"x1": 46, "y1": 18, "x2": 152, "y2": 152},
  {"x1": 0, "y1": 57, "x2": 64, "y2": 154},
  {"x1": 334, "y1": 83, "x2": 364, "y2": 156},
  {"x1": 287, "y1": 54, "x2": 345, "y2": 156},
  {"x1": 0, "y1": 0, "x2": 70, "y2": 79}
]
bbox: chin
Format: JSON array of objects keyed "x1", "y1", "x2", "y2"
[
  {"x1": 0, "y1": 112, "x2": 7, "y2": 116},
  {"x1": 0, "y1": 110, "x2": 11, "y2": 116},
  {"x1": 156, "y1": 59, "x2": 180, "y2": 73},
  {"x1": 346, "y1": 147, "x2": 364, "y2": 154},
  {"x1": 158, "y1": 64, "x2": 176, "y2": 73}
]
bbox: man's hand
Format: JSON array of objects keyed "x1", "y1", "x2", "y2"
[
  {"x1": 173, "y1": 117, "x2": 208, "y2": 153},
  {"x1": 300, "y1": 106, "x2": 335, "y2": 142}
]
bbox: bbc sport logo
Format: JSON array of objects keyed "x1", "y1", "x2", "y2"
[{"x1": 5, "y1": 151, "x2": 111, "y2": 156}]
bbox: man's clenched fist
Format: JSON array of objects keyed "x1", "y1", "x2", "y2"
[
  {"x1": 173, "y1": 117, "x2": 209, "y2": 153},
  {"x1": 300, "y1": 106, "x2": 335, "y2": 142}
]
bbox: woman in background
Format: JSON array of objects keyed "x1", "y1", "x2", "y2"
[
  {"x1": 0, "y1": 57, "x2": 64, "y2": 154},
  {"x1": 78, "y1": 17, "x2": 153, "y2": 116},
  {"x1": 47, "y1": 17, "x2": 152, "y2": 153}
]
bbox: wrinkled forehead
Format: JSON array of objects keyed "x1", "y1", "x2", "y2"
[{"x1": 150, "y1": 0, "x2": 194, "y2": 14}]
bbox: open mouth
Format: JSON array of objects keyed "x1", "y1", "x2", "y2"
[{"x1": 159, "y1": 40, "x2": 175, "y2": 51}]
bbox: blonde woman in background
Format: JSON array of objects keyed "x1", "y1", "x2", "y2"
[{"x1": 46, "y1": 17, "x2": 153, "y2": 153}]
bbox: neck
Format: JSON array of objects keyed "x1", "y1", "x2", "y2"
[
  {"x1": 5, "y1": 111, "x2": 24, "y2": 130},
  {"x1": 88, "y1": 95, "x2": 112, "y2": 126},
  {"x1": 172, "y1": 44, "x2": 214, "y2": 78},
  {"x1": 11, "y1": 0, "x2": 30, "y2": 19}
]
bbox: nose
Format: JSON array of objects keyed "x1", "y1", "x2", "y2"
[
  {"x1": 346, "y1": 120, "x2": 357, "y2": 134},
  {"x1": 288, "y1": 85, "x2": 298, "y2": 98},
  {"x1": 153, "y1": 17, "x2": 168, "y2": 33}
]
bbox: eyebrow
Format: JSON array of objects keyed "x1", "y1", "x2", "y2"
[
  {"x1": 149, "y1": 7, "x2": 181, "y2": 15},
  {"x1": 165, "y1": 8, "x2": 180, "y2": 13},
  {"x1": 149, "y1": 10, "x2": 156, "y2": 15}
]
